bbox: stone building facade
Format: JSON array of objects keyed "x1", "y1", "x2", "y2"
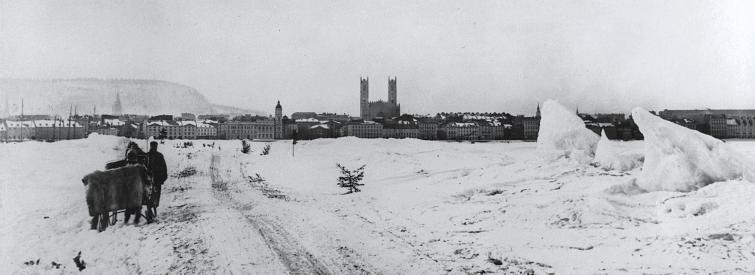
[
  {"x1": 659, "y1": 109, "x2": 755, "y2": 139},
  {"x1": 218, "y1": 120, "x2": 275, "y2": 140},
  {"x1": 342, "y1": 121, "x2": 383, "y2": 138},
  {"x1": 440, "y1": 122, "x2": 479, "y2": 140}
]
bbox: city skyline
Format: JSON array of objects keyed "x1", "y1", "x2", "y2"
[{"x1": 1, "y1": 1, "x2": 754, "y2": 115}]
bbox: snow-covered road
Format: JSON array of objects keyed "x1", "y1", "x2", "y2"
[{"x1": 209, "y1": 153, "x2": 371, "y2": 274}]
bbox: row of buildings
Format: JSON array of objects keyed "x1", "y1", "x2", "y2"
[
  {"x1": 4, "y1": 78, "x2": 754, "y2": 142},
  {"x1": 0, "y1": 104, "x2": 531, "y2": 142},
  {"x1": 1, "y1": 119, "x2": 86, "y2": 141},
  {"x1": 659, "y1": 109, "x2": 755, "y2": 139},
  {"x1": 0, "y1": 78, "x2": 543, "y2": 142},
  {"x1": 6, "y1": 105, "x2": 755, "y2": 142}
]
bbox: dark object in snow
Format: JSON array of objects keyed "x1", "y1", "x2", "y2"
[
  {"x1": 336, "y1": 163, "x2": 366, "y2": 194},
  {"x1": 260, "y1": 144, "x2": 271, "y2": 155},
  {"x1": 248, "y1": 173, "x2": 265, "y2": 183},
  {"x1": 709, "y1": 233, "x2": 737, "y2": 241},
  {"x1": 241, "y1": 139, "x2": 251, "y2": 154},
  {"x1": 568, "y1": 245, "x2": 594, "y2": 250},
  {"x1": 486, "y1": 252, "x2": 503, "y2": 265},
  {"x1": 73, "y1": 251, "x2": 86, "y2": 271},
  {"x1": 51, "y1": 261, "x2": 62, "y2": 269},
  {"x1": 487, "y1": 257, "x2": 503, "y2": 265},
  {"x1": 173, "y1": 167, "x2": 197, "y2": 178}
]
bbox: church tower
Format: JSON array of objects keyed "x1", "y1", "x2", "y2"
[
  {"x1": 536, "y1": 103, "x2": 541, "y2": 118},
  {"x1": 388, "y1": 77, "x2": 397, "y2": 105},
  {"x1": 275, "y1": 100, "x2": 282, "y2": 119},
  {"x1": 360, "y1": 77, "x2": 369, "y2": 119},
  {"x1": 274, "y1": 100, "x2": 283, "y2": 139},
  {"x1": 112, "y1": 91, "x2": 123, "y2": 116}
]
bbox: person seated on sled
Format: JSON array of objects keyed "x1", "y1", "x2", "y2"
[
  {"x1": 126, "y1": 142, "x2": 146, "y2": 156},
  {"x1": 126, "y1": 142, "x2": 148, "y2": 165},
  {"x1": 144, "y1": 141, "x2": 167, "y2": 222}
]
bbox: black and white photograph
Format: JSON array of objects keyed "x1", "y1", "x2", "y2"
[{"x1": 1, "y1": 0, "x2": 754, "y2": 273}]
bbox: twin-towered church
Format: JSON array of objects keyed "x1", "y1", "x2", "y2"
[{"x1": 359, "y1": 77, "x2": 401, "y2": 120}]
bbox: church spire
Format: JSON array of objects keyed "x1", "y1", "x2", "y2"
[
  {"x1": 112, "y1": 91, "x2": 123, "y2": 116},
  {"x1": 536, "y1": 103, "x2": 541, "y2": 118}
]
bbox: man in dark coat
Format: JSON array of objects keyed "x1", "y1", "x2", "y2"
[{"x1": 145, "y1": 141, "x2": 167, "y2": 222}]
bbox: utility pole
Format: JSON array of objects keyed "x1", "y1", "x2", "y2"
[
  {"x1": 292, "y1": 131, "x2": 298, "y2": 157},
  {"x1": 73, "y1": 105, "x2": 78, "y2": 139},
  {"x1": 68, "y1": 105, "x2": 72, "y2": 140}
]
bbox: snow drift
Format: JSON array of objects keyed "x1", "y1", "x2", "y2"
[
  {"x1": 632, "y1": 107, "x2": 755, "y2": 192},
  {"x1": 593, "y1": 129, "x2": 643, "y2": 171},
  {"x1": 536, "y1": 99, "x2": 599, "y2": 162}
]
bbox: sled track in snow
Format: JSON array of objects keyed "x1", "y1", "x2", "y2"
[{"x1": 209, "y1": 154, "x2": 333, "y2": 275}]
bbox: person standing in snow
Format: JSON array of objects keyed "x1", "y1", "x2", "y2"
[{"x1": 145, "y1": 141, "x2": 167, "y2": 222}]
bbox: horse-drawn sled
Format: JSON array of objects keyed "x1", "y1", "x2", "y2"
[{"x1": 82, "y1": 150, "x2": 155, "y2": 232}]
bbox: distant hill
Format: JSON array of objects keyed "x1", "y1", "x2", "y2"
[{"x1": 0, "y1": 78, "x2": 264, "y2": 117}]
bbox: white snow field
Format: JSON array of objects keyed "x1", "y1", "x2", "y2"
[
  {"x1": 537, "y1": 100, "x2": 599, "y2": 163},
  {"x1": 3, "y1": 135, "x2": 755, "y2": 274}
]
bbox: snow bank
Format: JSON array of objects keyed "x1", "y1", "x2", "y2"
[
  {"x1": 536, "y1": 99, "x2": 599, "y2": 162},
  {"x1": 593, "y1": 129, "x2": 643, "y2": 171},
  {"x1": 658, "y1": 181, "x2": 755, "y2": 226},
  {"x1": 632, "y1": 107, "x2": 755, "y2": 192}
]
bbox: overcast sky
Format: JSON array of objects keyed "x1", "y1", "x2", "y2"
[{"x1": 1, "y1": 0, "x2": 753, "y2": 116}]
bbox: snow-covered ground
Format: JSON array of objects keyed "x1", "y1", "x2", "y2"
[{"x1": 2, "y1": 136, "x2": 755, "y2": 274}]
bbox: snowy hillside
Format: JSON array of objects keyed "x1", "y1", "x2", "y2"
[
  {"x1": 0, "y1": 79, "x2": 262, "y2": 116},
  {"x1": 2, "y1": 136, "x2": 755, "y2": 273}
]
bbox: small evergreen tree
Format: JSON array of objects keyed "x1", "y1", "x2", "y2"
[
  {"x1": 260, "y1": 144, "x2": 271, "y2": 155},
  {"x1": 241, "y1": 139, "x2": 251, "y2": 154},
  {"x1": 336, "y1": 163, "x2": 366, "y2": 194}
]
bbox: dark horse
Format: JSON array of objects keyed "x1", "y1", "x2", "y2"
[{"x1": 83, "y1": 164, "x2": 152, "y2": 232}]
